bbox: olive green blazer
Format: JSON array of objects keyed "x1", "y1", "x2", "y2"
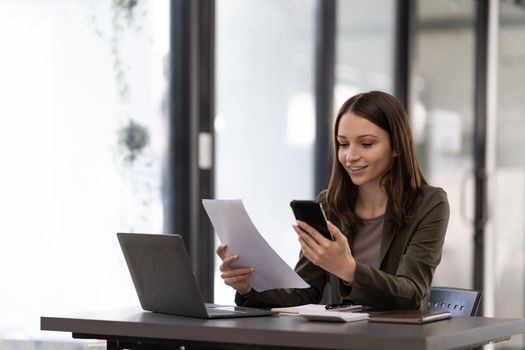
[{"x1": 235, "y1": 185, "x2": 450, "y2": 310}]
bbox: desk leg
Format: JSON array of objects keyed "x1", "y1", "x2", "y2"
[{"x1": 107, "y1": 340, "x2": 120, "y2": 350}]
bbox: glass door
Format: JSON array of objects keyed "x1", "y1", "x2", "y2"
[
  {"x1": 214, "y1": 0, "x2": 316, "y2": 304},
  {"x1": 412, "y1": 0, "x2": 476, "y2": 289}
]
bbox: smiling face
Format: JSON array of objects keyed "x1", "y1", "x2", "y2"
[{"x1": 336, "y1": 111, "x2": 394, "y2": 191}]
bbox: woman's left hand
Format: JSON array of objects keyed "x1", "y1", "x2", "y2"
[{"x1": 292, "y1": 220, "x2": 356, "y2": 284}]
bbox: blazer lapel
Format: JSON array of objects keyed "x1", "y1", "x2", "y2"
[{"x1": 379, "y1": 197, "x2": 395, "y2": 267}]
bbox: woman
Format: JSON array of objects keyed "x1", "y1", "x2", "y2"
[{"x1": 217, "y1": 91, "x2": 449, "y2": 310}]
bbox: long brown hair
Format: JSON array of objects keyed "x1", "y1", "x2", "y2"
[{"x1": 326, "y1": 91, "x2": 426, "y2": 232}]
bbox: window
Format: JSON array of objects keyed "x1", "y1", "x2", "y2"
[
  {"x1": 335, "y1": 0, "x2": 395, "y2": 107},
  {"x1": 0, "y1": 1, "x2": 169, "y2": 346}
]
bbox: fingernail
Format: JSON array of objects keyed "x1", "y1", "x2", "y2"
[
  {"x1": 234, "y1": 254, "x2": 239, "y2": 259},
  {"x1": 250, "y1": 268, "x2": 254, "y2": 272}
]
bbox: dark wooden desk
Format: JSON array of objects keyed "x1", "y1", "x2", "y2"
[{"x1": 41, "y1": 308, "x2": 525, "y2": 350}]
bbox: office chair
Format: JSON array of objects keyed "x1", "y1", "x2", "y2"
[{"x1": 428, "y1": 287, "x2": 483, "y2": 316}]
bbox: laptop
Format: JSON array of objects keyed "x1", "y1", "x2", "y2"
[{"x1": 117, "y1": 232, "x2": 274, "y2": 319}]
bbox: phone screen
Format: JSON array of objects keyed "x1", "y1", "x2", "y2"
[{"x1": 290, "y1": 200, "x2": 333, "y2": 240}]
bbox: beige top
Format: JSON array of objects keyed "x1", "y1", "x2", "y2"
[{"x1": 352, "y1": 215, "x2": 384, "y2": 270}]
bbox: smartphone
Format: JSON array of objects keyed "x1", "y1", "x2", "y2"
[{"x1": 290, "y1": 200, "x2": 333, "y2": 240}]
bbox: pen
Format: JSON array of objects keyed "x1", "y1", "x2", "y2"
[{"x1": 325, "y1": 303, "x2": 357, "y2": 310}]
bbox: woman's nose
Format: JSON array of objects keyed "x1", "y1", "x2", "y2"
[{"x1": 345, "y1": 146, "x2": 360, "y2": 161}]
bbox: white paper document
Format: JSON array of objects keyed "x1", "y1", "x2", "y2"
[
  {"x1": 202, "y1": 199, "x2": 309, "y2": 291},
  {"x1": 271, "y1": 304, "x2": 362, "y2": 315},
  {"x1": 271, "y1": 304, "x2": 328, "y2": 315}
]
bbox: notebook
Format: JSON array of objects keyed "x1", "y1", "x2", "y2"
[
  {"x1": 117, "y1": 232, "x2": 274, "y2": 319},
  {"x1": 368, "y1": 310, "x2": 452, "y2": 324}
]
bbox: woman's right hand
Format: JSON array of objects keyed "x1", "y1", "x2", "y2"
[{"x1": 216, "y1": 244, "x2": 253, "y2": 295}]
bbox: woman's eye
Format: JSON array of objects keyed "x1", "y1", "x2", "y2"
[
  {"x1": 338, "y1": 143, "x2": 349, "y2": 148},
  {"x1": 362, "y1": 143, "x2": 372, "y2": 148}
]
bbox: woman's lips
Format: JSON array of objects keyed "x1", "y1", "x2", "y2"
[{"x1": 347, "y1": 165, "x2": 367, "y2": 175}]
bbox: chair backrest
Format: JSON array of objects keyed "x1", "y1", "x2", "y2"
[{"x1": 428, "y1": 287, "x2": 482, "y2": 316}]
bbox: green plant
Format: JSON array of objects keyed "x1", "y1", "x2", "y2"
[{"x1": 117, "y1": 119, "x2": 150, "y2": 164}]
